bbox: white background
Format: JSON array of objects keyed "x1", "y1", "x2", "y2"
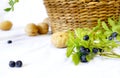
[{"x1": 0, "y1": 0, "x2": 120, "y2": 78}]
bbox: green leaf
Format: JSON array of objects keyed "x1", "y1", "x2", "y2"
[
  {"x1": 66, "y1": 46, "x2": 74, "y2": 57},
  {"x1": 118, "y1": 16, "x2": 120, "y2": 25},
  {"x1": 4, "y1": 8, "x2": 11, "y2": 12},
  {"x1": 97, "y1": 19, "x2": 101, "y2": 27},
  {"x1": 117, "y1": 36, "x2": 120, "y2": 41},
  {"x1": 72, "y1": 53, "x2": 80, "y2": 65},
  {"x1": 74, "y1": 38, "x2": 80, "y2": 47},
  {"x1": 15, "y1": 0, "x2": 19, "y2": 2},
  {"x1": 67, "y1": 31, "x2": 75, "y2": 47},
  {"x1": 112, "y1": 26, "x2": 120, "y2": 33},
  {"x1": 104, "y1": 31, "x2": 112, "y2": 37},
  {"x1": 9, "y1": 0, "x2": 14, "y2": 6},
  {"x1": 75, "y1": 28, "x2": 81, "y2": 39},
  {"x1": 86, "y1": 52, "x2": 95, "y2": 62},
  {"x1": 108, "y1": 18, "x2": 115, "y2": 27},
  {"x1": 92, "y1": 19, "x2": 101, "y2": 31},
  {"x1": 102, "y1": 21, "x2": 110, "y2": 31}
]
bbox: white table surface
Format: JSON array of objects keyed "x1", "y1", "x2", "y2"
[{"x1": 0, "y1": 0, "x2": 120, "y2": 78}]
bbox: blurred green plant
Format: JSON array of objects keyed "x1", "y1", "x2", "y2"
[{"x1": 4, "y1": 0, "x2": 19, "y2": 12}]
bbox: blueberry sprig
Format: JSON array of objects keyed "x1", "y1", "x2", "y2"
[{"x1": 66, "y1": 17, "x2": 120, "y2": 65}]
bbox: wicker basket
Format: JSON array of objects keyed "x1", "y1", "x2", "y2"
[{"x1": 44, "y1": 0, "x2": 120, "y2": 33}]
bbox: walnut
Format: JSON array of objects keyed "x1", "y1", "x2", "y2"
[
  {"x1": 43, "y1": 18, "x2": 49, "y2": 24},
  {"x1": 25, "y1": 23, "x2": 38, "y2": 36},
  {"x1": 51, "y1": 32, "x2": 68, "y2": 48},
  {"x1": 0, "y1": 20, "x2": 13, "y2": 30},
  {"x1": 37, "y1": 23, "x2": 49, "y2": 34}
]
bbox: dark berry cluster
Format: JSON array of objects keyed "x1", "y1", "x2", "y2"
[
  {"x1": 79, "y1": 35, "x2": 103, "y2": 63},
  {"x1": 79, "y1": 46, "x2": 102, "y2": 63},
  {"x1": 9, "y1": 60, "x2": 23, "y2": 68},
  {"x1": 108, "y1": 32, "x2": 118, "y2": 40}
]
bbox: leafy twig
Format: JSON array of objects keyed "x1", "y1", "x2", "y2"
[{"x1": 4, "y1": 0, "x2": 19, "y2": 12}]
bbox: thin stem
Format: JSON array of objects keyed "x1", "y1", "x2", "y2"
[{"x1": 99, "y1": 51, "x2": 120, "y2": 58}]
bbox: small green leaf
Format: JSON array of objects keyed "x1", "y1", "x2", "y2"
[
  {"x1": 93, "y1": 26, "x2": 99, "y2": 31},
  {"x1": 66, "y1": 46, "x2": 74, "y2": 57},
  {"x1": 118, "y1": 16, "x2": 120, "y2": 25},
  {"x1": 4, "y1": 8, "x2": 11, "y2": 12},
  {"x1": 97, "y1": 19, "x2": 101, "y2": 27},
  {"x1": 112, "y1": 26, "x2": 120, "y2": 33},
  {"x1": 104, "y1": 31, "x2": 112, "y2": 37},
  {"x1": 86, "y1": 53, "x2": 95, "y2": 62},
  {"x1": 108, "y1": 18, "x2": 115, "y2": 27},
  {"x1": 117, "y1": 36, "x2": 120, "y2": 41},
  {"x1": 72, "y1": 53, "x2": 80, "y2": 65},
  {"x1": 102, "y1": 21, "x2": 110, "y2": 31},
  {"x1": 75, "y1": 28, "x2": 81, "y2": 39},
  {"x1": 9, "y1": 0, "x2": 14, "y2": 6},
  {"x1": 92, "y1": 19, "x2": 101, "y2": 31},
  {"x1": 67, "y1": 31, "x2": 75, "y2": 47},
  {"x1": 15, "y1": 0, "x2": 19, "y2": 2}
]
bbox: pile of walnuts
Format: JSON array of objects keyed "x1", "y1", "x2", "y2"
[{"x1": 25, "y1": 18, "x2": 49, "y2": 36}]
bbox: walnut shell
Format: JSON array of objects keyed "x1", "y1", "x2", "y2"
[
  {"x1": 51, "y1": 32, "x2": 68, "y2": 48},
  {"x1": 43, "y1": 18, "x2": 49, "y2": 24},
  {"x1": 37, "y1": 23, "x2": 49, "y2": 34},
  {"x1": 0, "y1": 20, "x2": 13, "y2": 30},
  {"x1": 25, "y1": 23, "x2": 38, "y2": 36}
]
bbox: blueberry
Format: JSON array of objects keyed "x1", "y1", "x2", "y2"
[
  {"x1": 80, "y1": 46, "x2": 89, "y2": 55},
  {"x1": 15, "y1": 60, "x2": 23, "y2": 67},
  {"x1": 108, "y1": 36, "x2": 113, "y2": 40},
  {"x1": 83, "y1": 35, "x2": 89, "y2": 41},
  {"x1": 9, "y1": 61, "x2": 15, "y2": 67},
  {"x1": 86, "y1": 48, "x2": 90, "y2": 52},
  {"x1": 112, "y1": 32, "x2": 118, "y2": 38},
  {"x1": 7, "y1": 40, "x2": 12, "y2": 44},
  {"x1": 80, "y1": 55, "x2": 88, "y2": 63},
  {"x1": 92, "y1": 48, "x2": 98, "y2": 54},
  {"x1": 80, "y1": 46, "x2": 86, "y2": 53},
  {"x1": 85, "y1": 48, "x2": 90, "y2": 55}
]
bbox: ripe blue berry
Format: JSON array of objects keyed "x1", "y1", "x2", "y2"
[
  {"x1": 83, "y1": 35, "x2": 89, "y2": 41},
  {"x1": 9, "y1": 61, "x2": 15, "y2": 67},
  {"x1": 80, "y1": 46, "x2": 89, "y2": 55},
  {"x1": 7, "y1": 40, "x2": 12, "y2": 44},
  {"x1": 92, "y1": 48, "x2": 98, "y2": 54},
  {"x1": 112, "y1": 32, "x2": 118, "y2": 38},
  {"x1": 108, "y1": 36, "x2": 113, "y2": 40},
  {"x1": 80, "y1": 46, "x2": 86, "y2": 53},
  {"x1": 86, "y1": 48, "x2": 90, "y2": 52},
  {"x1": 15, "y1": 60, "x2": 23, "y2": 67},
  {"x1": 84, "y1": 48, "x2": 90, "y2": 55},
  {"x1": 80, "y1": 55, "x2": 88, "y2": 63}
]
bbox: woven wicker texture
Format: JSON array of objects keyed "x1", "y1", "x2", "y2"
[{"x1": 44, "y1": 0, "x2": 120, "y2": 33}]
